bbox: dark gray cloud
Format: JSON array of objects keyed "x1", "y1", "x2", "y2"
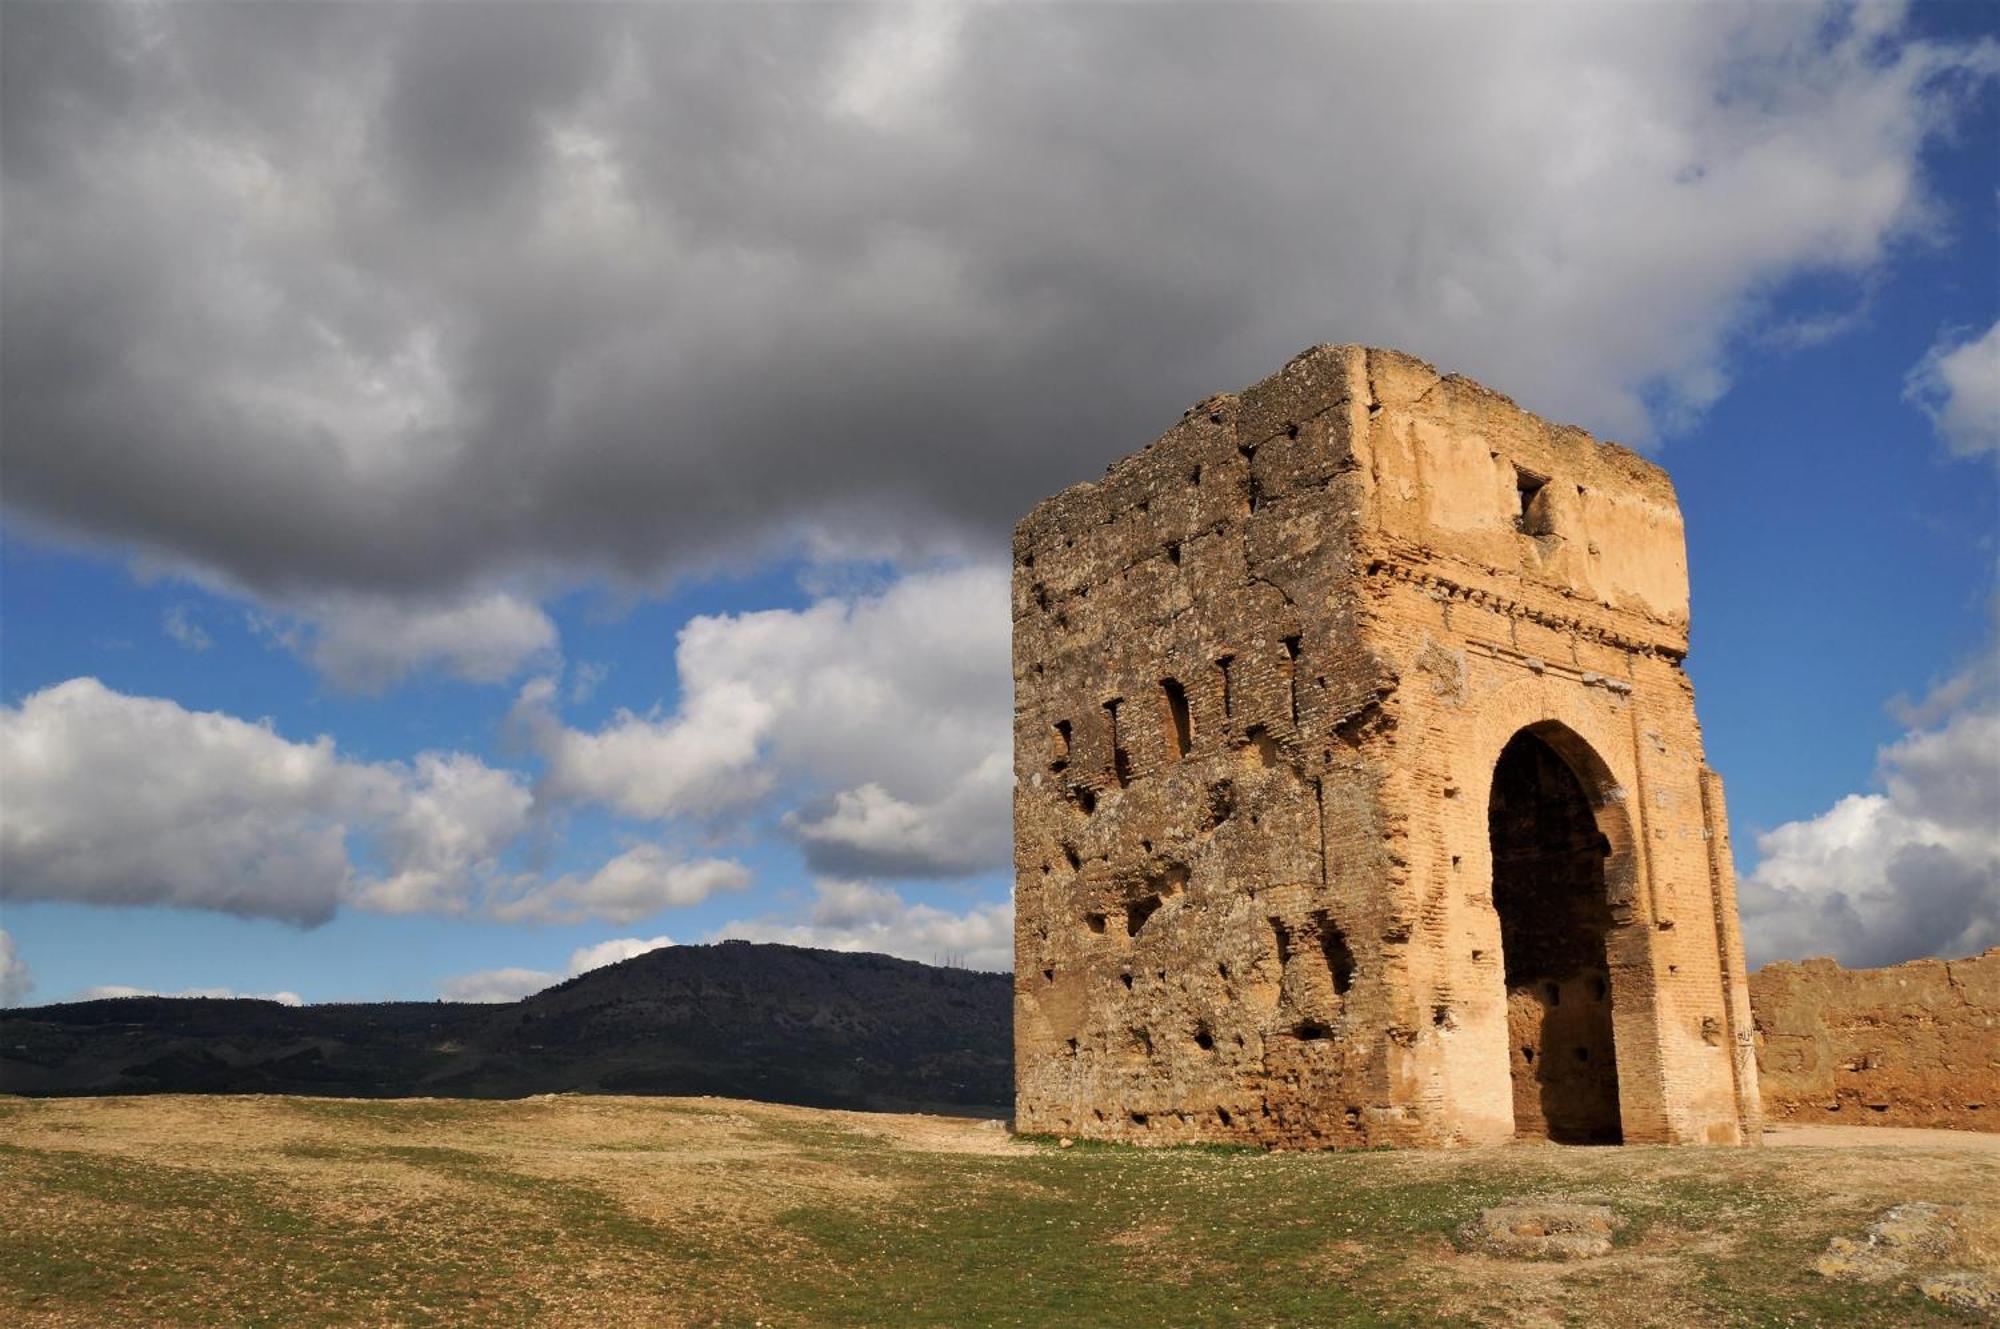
[{"x1": 3, "y1": 1, "x2": 1992, "y2": 601}]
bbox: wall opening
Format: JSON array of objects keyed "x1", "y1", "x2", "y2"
[
  {"x1": 1104, "y1": 698, "x2": 1130, "y2": 787},
  {"x1": 1161, "y1": 678, "x2": 1192, "y2": 758},
  {"x1": 1280, "y1": 636, "x2": 1301, "y2": 726},
  {"x1": 1489, "y1": 730, "x2": 1621, "y2": 1143},
  {"x1": 1318, "y1": 914, "x2": 1355, "y2": 996},
  {"x1": 1514, "y1": 467, "x2": 1553, "y2": 536}
]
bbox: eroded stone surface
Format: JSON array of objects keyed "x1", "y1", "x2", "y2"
[
  {"x1": 1012, "y1": 345, "x2": 1761, "y2": 1149},
  {"x1": 1460, "y1": 1201, "x2": 1621, "y2": 1261},
  {"x1": 1815, "y1": 1203, "x2": 1963, "y2": 1282},
  {"x1": 1816, "y1": 1202, "x2": 1996, "y2": 1318},
  {"x1": 1752, "y1": 948, "x2": 2000, "y2": 1132},
  {"x1": 1921, "y1": 1271, "x2": 2000, "y2": 1319}
]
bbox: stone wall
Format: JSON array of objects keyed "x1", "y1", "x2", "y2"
[{"x1": 1750, "y1": 949, "x2": 1999, "y2": 1132}]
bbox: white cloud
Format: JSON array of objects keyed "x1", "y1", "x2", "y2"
[
  {"x1": 786, "y1": 749, "x2": 1012, "y2": 878},
  {"x1": 439, "y1": 932, "x2": 677, "y2": 1002},
  {"x1": 437, "y1": 968, "x2": 555, "y2": 1003},
  {"x1": 1, "y1": 678, "x2": 383, "y2": 924},
  {"x1": 486, "y1": 844, "x2": 749, "y2": 926},
  {"x1": 283, "y1": 590, "x2": 560, "y2": 693},
  {"x1": 0, "y1": 930, "x2": 33, "y2": 1006},
  {"x1": 162, "y1": 604, "x2": 212, "y2": 652},
  {"x1": 0, "y1": 677, "x2": 744, "y2": 927},
  {"x1": 568, "y1": 933, "x2": 675, "y2": 973},
  {"x1": 518, "y1": 562, "x2": 1012, "y2": 879},
  {"x1": 347, "y1": 753, "x2": 538, "y2": 916},
  {"x1": 567, "y1": 661, "x2": 609, "y2": 704},
  {"x1": 74, "y1": 985, "x2": 303, "y2": 1006},
  {"x1": 1741, "y1": 662, "x2": 2000, "y2": 968},
  {"x1": 1906, "y1": 320, "x2": 2000, "y2": 457},
  {"x1": 713, "y1": 879, "x2": 1013, "y2": 972}
]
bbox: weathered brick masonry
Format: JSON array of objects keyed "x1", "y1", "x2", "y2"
[
  {"x1": 1012, "y1": 345, "x2": 1761, "y2": 1148},
  {"x1": 1751, "y1": 948, "x2": 1999, "y2": 1132}
]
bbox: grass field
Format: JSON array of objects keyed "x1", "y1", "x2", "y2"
[{"x1": 2, "y1": 1094, "x2": 1994, "y2": 1327}]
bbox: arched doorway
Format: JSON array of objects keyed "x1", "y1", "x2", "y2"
[{"x1": 1488, "y1": 729, "x2": 1622, "y2": 1143}]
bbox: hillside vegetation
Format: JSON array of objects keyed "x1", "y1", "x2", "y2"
[{"x1": 0, "y1": 943, "x2": 1011, "y2": 1114}]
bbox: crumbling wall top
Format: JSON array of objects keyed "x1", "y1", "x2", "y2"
[{"x1": 1015, "y1": 345, "x2": 1690, "y2": 650}]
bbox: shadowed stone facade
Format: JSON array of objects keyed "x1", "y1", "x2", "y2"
[{"x1": 1011, "y1": 345, "x2": 1761, "y2": 1148}]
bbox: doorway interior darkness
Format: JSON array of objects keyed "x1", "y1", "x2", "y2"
[{"x1": 1488, "y1": 729, "x2": 1623, "y2": 1144}]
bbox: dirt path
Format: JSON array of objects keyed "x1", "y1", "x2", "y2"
[{"x1": 1764, "y1": 1122, "x2": 2000, "y2": 1152}]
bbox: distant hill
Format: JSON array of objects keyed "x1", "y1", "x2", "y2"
[{"x1": 0, "y1": 941, "x2": 1013, "y2": 1114}]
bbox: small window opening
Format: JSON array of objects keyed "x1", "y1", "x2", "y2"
[
  {"x1": 1217, "y1": 655, "x2": 1236, "y2": 718},
  {"x1": 1544, "y1": 981, "x2": 1562, "y2": 1006},
  {"x1": 1126, "y1": 894, "x2": 1162, "y2": 936},
  {"x1": 1280, "y1": 636, "x2": 1301, "y2": 726},
  {"x1": 1194, "y1": 1027, "x2": 1215, "y2": 1052},
  {"x1": 1050, "y1": 720, "x2": 1071, "y2": 773},
  {"x1": 1515, "y1": 467, "x2": 1552, "y2": 535},
  {"x1": 1215, "y1": 1105, "x2": 1232, "y2": 1126},
  {"x1": 1322, "y1": 922, "x2": 1355, "y2": 996},
  {"x1": 1084, "y1": 912, "x2": 1107, "y2": 935},
  {"x1": 1120, "y1": 971, "x2": 1134, "y2": 990},
  {"x1": 1161, "y1": 678, "x2": 1192, "y2": 758},
  {"x1": 1270, "y1": 916, "x2": 1294, "y2": 967},
  {"x1": 1104, "y1": 698, "x2": 1131, "y2": 788},
  {"x1": 1166, "y1": 540, "x2": 1182, "y2": 566}
]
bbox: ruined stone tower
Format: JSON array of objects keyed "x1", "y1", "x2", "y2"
[{"x1": 1011, "y1": 346, "x2": 1761, "y2": 1148}]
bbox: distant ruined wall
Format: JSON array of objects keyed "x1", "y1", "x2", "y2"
[{"x1": 1749, "y1": 949, "x2": 2000, "y2": 1132}]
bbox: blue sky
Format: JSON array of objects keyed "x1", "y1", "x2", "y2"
[{"x1": 1, "y1": 1, "x2": 1995, "y2": 1006}]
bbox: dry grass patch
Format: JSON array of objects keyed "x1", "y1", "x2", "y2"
[{"x1": 4, "y1": 1097, "x2": 1996, "y2": 1327}]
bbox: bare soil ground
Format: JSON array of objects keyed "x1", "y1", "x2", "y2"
[{"x1": 3, "y1": 1094, "x2": 1994, "y2": 1327}]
